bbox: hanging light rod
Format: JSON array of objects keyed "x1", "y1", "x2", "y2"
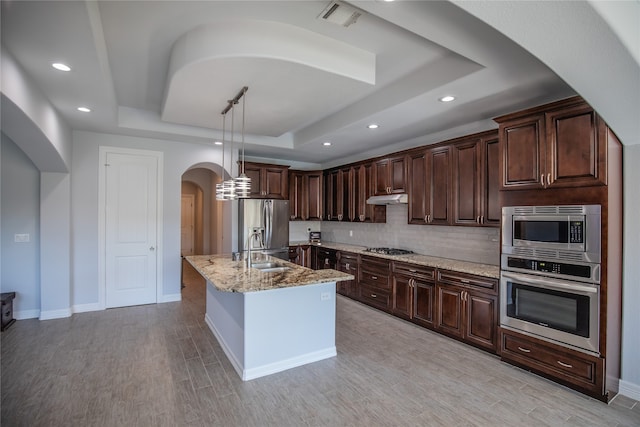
[{"x1": 221, "y1": 86, "x2": 248, "y2": 116}]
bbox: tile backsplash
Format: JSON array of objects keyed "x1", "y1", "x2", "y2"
[{"x1": 303, "y1": 204, "x2": 500, "y2": 265}]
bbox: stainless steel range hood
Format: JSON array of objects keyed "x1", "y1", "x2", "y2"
[{"x1": 366, "y1": 194, "x2": 408, "y2": 205}]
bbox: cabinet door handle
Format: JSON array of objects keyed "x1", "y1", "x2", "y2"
[
  {"x1": 557, "y1": 360, "x2": 573, "y2": 368},
  {"x1": 476, "y1": 216, "x2": 480, "y2": 223},
  {"x1": 338, "y1": 214, "x2": 343, "y2": 221},
  {"x1": 481, "y1": 216, "x2": 485, "y2": 224},
  {"x1": 345, "y1": 263, "x2": 349, "y2": 269},
  {"x1": 371, "y1": 276, "x2": 378, "y2": 280},
  {"x1": 541, "y1": 174, "x2": 545, "y2": 187},
  {"x1": 371, "y1": 293, "x2": 377, "y2": 298},
  {"x1": 517, "y1": 346, "x2": 531, "y2": 353},
  {"x1": 427, "y1": 214, "x2": 431, "y2": 223},
  {"x1": 547, "y1": 173, "x2": 552, "y2": 186},
  {"x1": 360, "y1": 214, "x2": 365, "y2": 222},
  {"x1": 409, "y1": 269, "x2": 417, "y2": 273},
  {"x1": 460, "y1": 279, "x2": 470, "y2": 284}
]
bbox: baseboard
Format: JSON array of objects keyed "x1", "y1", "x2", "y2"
[
  {"x1": 204, "y1": 312, "x2": 337, "y2": 382},
  {"x1": 72, "y1": 302, "x2": 102, "y2": 313},
  {"x1": 14, "y1": 309, "x2": 40, "y2": 320},
  {"x1": 39, "y1": 308, "x2": 72, "y2": 320},
  {"x1": 204, "y1": 313, "x2": 245, "y2": 380},
  {"x1": 242, "y1": 347, "x2": 337, "y2": 381},
  {"x1": 159, "y1": 293, "x2": 181, "y2": 303},
  {"x1": 618, "y1": 379, "x2": 640, "y2": 401}
]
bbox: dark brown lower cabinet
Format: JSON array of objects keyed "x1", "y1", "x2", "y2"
[
  {"x1": 336, "y1": 252, "x2": 359, "y2": 298},
  {"x1": 392, "y1": 262, "x2": 435, "y2": 327},
  {"x1": 435, "y1": 270, "x2": 498, "y2": 352},
  {"x1": 500, "y1": 328, "x2": 605, "y2": 401},
  {"x1": 359, "y1": 255, "x2": 391, "y2": 312}
]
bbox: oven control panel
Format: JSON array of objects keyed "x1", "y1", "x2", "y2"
[{"x1": 506, "y1": 257, "x2": 593, "y2": 280}]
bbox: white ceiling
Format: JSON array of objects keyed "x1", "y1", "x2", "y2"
[{"x1": 1, "y1": 0, "x2": 575, "y2": 167}]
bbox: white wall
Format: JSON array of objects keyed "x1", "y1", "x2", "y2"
[
  {"x1": 71, "y1": 130, "x2": 232, "y2": 307},
  {"x1": 620, "y1": 144, "x2": 640, "y2": 399},
  {"x1": 0, "y1": 50, "x2": 71, "y2": 173},
  {"x1": 39, "y1": 172, "x2": 71, "y2": 319},
  {"x1": 0, "y1": 133, "x2": 41, "y2": 319}
]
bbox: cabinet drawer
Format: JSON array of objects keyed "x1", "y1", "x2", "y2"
[
  {"x1": 437, "y1": 270, "x2": 497, "y2": 294},
  {"x1": 359, "y1": 285, "x2": 391, "y2": 310},
  {"x1": 393, "y1": 262, "x2": 435, "y2": 281},
  {"x1": 316, "y1": 248, "x2": 337, "y2": 260},
  {"x1": 501, "y1": 329, "x2": 604, "y2": 394},
  {"x1": 360, "y1": 270, "x2": 390, "y2": 290}
]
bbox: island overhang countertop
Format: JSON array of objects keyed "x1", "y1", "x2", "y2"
[{"x1": 186, "y1": 254, "x2": 354, "y2": 293}]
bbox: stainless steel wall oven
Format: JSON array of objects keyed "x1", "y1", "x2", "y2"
[{"x1": 500, "y1": 205, "x2": 601, "y2": 355}]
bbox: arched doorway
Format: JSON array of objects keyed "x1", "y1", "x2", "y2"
[{"x1": 181, "y1": 166, "x2": 219, "y2": 256}]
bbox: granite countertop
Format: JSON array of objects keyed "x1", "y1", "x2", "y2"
[
  {"x1": 186, "y1": 254, "x2": 354, "y2": 293},
  {"x1": 289, "y1": 241, "x2": 500, "y2": 279}
]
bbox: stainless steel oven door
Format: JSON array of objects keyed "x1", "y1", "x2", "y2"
[{"x1": 500, "y1": 270, "x2": 599, "y2": 355}]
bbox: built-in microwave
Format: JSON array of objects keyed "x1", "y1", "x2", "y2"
[{"x1": 502, "y1": 205, "x2": 601, "y2": 265}]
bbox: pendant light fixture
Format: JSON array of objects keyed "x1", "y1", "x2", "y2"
[
  {"x1": 215, "y1": 86, "x2": 251, "y2": 201},
  {"x1": 215, "y1": 113, "x2": 226, "y2": 201},
  {"x1": 234, "y1": 87, "x2": 251, "y2": 198},
  {"x1": 224, "y1": 105, "x2": 237, "y2": 200}
]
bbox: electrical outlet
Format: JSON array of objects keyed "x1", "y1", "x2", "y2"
[
  {"x1": 14, "y1": 234, "x2": 30, "y2": 243},
  {"x1": 321, "y1": 292, "x2": 331, "y2": 301}
]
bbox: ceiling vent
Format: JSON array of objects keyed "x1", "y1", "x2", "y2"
[{"x1": 318, "y1": 1, "x2": 363, "y2": 27}]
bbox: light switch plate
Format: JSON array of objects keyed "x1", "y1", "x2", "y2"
[{"x1": 14, "y1": 233, "x2": 30, "y2": 243}]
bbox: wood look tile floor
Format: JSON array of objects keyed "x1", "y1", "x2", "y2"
[{"x1": 2, "y1": 262, "x2": 639, "y2": 426}]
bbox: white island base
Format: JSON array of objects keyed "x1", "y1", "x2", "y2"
[{"x1": 204, "y1": 280, "x2": 337, "y2": 381}]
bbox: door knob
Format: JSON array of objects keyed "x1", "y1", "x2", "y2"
[{"x1": 150, "y1": 246, "x2": 155, "y2": 251}]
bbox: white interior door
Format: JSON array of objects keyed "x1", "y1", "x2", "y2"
[
  {"x1": 181, "y1": 194, "x2": 195, "y2": 256},
  {"x1": 105, "y1": 151, "x2": 159, "y2": 308}
]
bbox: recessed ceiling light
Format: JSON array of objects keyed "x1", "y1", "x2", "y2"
[
  {"x1": 323, "y1": 141, "x2": 332, "y2": 146},
  {"x1": 367, "y1": 124, "x2": 379, "y2": 129},
  {"x1": 214, "y1": 141, "x2": 223, "y2": 146},
  {"x1": 77, "y1": 107, "x2": 91, "y2": 113},
  {"x1": 52, "y1": 63, "x2": 71, "y2": 72},
  {"x1": 439, "y1": 95, "x2": 456, "y2": 102}
]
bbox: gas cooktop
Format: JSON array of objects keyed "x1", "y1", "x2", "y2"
[{"x1": 364, "y1": 247, "x2": 414, "y2": 256}]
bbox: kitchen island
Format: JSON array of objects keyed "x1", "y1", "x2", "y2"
[{"x1": 186, "y1": 254, "x2": 353, "y2": 381}]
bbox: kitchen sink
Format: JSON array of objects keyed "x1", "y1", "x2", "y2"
[{"x1": 251, "y1": 262, "x2": 291, "y2": 273}]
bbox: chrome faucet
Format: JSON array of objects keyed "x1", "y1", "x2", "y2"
[{"x1": 246, "y1": 227, "x2": 264, "y2": 268}]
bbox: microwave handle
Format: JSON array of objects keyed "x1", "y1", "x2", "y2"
[{"x1": 501, "y1": 271, "x2": 598, "y2": 295}]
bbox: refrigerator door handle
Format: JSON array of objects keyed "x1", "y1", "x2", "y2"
[{"x1": 264, "y1": 200, "x2": 272, "y2": 248}]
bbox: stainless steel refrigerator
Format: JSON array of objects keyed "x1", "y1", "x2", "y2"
[{"x1": 238, "y1": 199, "x2": 290, "y2": 261}]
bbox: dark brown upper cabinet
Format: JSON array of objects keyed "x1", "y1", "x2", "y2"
[
  {"x1": 289, "y1": 170, "x2": 323, "y2": 221},
  {"x1": 408, "y1": 145, "x2": 451, "y2": 225},
  {"x1": 452, "y1": 131, "x2": 500, "y2": 227},
  {"x1": 242, "y1": 162, "x2": 289, "y2": 199},
  {"x1": 374, "y1": 155, "x2": 407, "y2": 195},
  {"x1": 496, "y1": 97, "x2": 607, "y2": 191}
]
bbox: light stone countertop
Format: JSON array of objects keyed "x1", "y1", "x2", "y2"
[
  {"x1": 186, "y1": 254, "x2": 354, "y2": 293},
  {"x1": 289, "y1": 241, "x2": 500, "y2": 279}
]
